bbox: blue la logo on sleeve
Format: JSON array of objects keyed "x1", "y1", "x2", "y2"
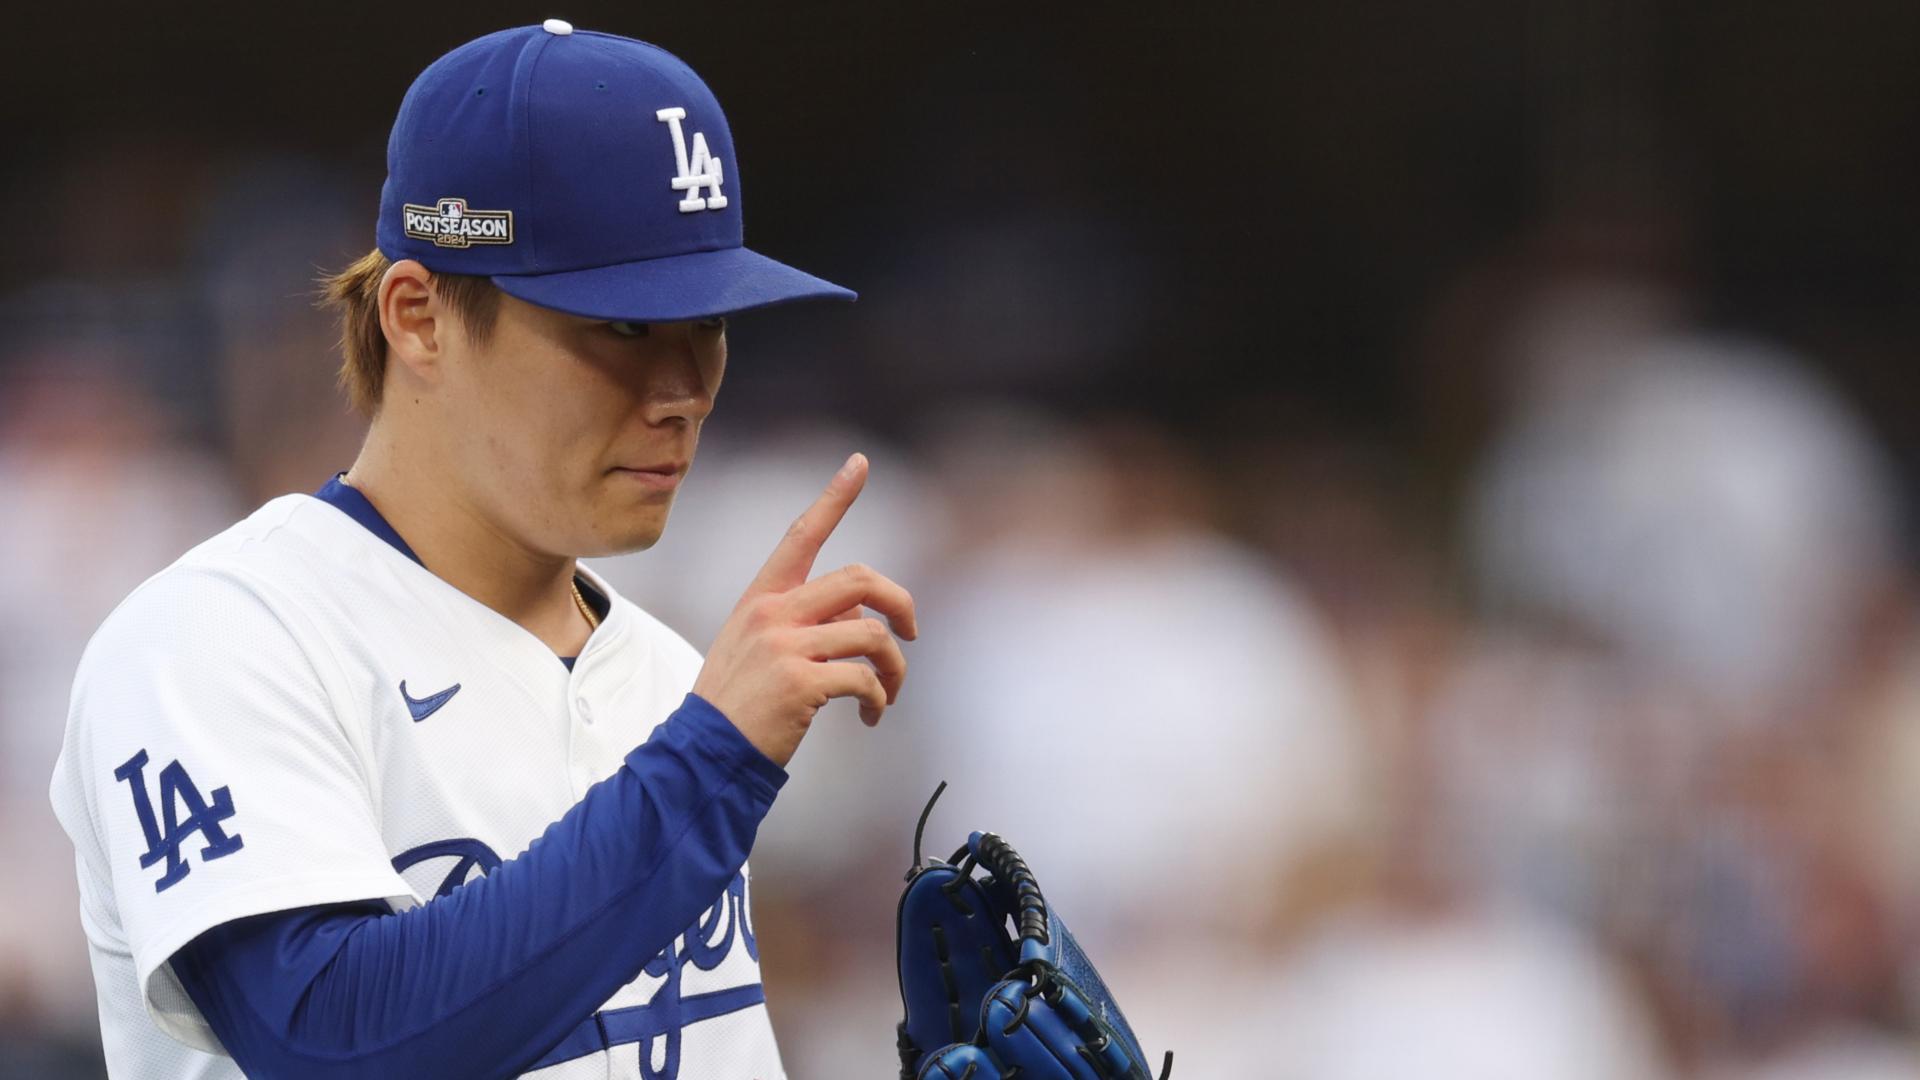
[{"x1": 113, "y1": 749, "x2": 245, "y2": 893}]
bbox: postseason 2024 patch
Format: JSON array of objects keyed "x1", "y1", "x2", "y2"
[{"x1": 402, "y1": 198, "x2": 515, "y2": 248}]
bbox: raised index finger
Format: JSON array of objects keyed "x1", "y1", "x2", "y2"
[{"x1": 750, "y1": 453, "x2": 869, "y2": 592}]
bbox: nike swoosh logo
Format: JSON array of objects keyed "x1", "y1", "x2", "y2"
[{"x1": 400, "y1": 680, "x2": 462, "y2": 722}]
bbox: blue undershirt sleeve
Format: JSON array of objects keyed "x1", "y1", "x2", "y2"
[{"x1": 169, "y1": 693, "x2": 785, "y2": 1080}]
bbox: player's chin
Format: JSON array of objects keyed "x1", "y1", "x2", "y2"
[
  {"x1": 574, "y1": 507, "x2": 673, "y2": 557},
  {"x1": 574, "y1": 474, "x2": 680, "y2": 551}
]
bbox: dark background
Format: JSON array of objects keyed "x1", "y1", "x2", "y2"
[{"x1": 8, "y1": 1, "x2": 1918, "y2": 485}]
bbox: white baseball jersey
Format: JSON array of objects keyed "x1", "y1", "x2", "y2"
[{"x1": 49, "y1": 489, "x2": 785, "y2": 1079}]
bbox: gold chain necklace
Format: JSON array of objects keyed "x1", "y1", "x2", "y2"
[{"x1": 570, "y1": 577, "x2": 601, "y2": 631}]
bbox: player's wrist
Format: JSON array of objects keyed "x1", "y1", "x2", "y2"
[{"x1": 652, "y1": 693, "x2": 789, "y2": 790}]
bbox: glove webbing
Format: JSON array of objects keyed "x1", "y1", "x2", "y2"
[{"x1": 897, "y1": 865, "x2": 1009, "y2": 1078}]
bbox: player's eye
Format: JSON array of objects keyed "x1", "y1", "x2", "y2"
[
  {"x1": 607, "y1": 321, "x2": 649, "y2": 338},
  {"x1": 697, "y1": 316, "x2": 727, "y2": 331}
]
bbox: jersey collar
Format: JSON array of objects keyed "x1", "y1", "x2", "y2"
[{"x1": 314, "y1": 473, "x2": 425, "y2": 566}]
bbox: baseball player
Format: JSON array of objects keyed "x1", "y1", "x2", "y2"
[{"x1": 48, "y1": 21, "x2": 913, "y2": 1079}]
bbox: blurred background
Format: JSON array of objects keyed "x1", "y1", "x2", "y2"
[{"x1": 6, "y1": 1, "x2": 1920, "y2": 1076}]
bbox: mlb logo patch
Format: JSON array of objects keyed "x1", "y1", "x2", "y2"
[{"x1": 402, "y1": 197, "x2": 514, "y2": 248}]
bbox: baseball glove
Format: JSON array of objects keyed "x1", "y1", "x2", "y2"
[{"x1": 894, "y1": 783, "x2": 1173, "y2": 1080}]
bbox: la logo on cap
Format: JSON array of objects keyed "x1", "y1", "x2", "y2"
[{"x1": 656, "y1": 107, "x2": 727, "y2": 213}]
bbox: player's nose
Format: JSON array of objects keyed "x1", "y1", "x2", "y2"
[{"x1": 637, "y1": 322, "x2": 719, "y2": 427}]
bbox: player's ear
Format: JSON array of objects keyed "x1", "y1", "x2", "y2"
[{"x1": 377, "y1": 259, "x2": 444, "y2": 382}]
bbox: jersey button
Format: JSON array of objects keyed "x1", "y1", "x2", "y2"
[{"x1": 575, "y1": 697, "x2": 594, "y2": 723}]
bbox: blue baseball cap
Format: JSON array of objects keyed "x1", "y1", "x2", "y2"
[{"x1": 375, "y1": 20, "x2": 855, "y2": 321}]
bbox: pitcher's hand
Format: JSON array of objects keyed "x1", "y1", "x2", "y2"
[{"x1": 692, "y1": 453, "x2": 917, "y2": 767}]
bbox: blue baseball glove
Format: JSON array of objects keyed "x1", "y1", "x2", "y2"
[{"x1": 894, "y1": 784, "x2": 1173, "y2": 1080}]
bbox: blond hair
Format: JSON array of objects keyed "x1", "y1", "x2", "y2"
[{"x1": 319, "y1": 249, "x2": 504, "y2": 416}]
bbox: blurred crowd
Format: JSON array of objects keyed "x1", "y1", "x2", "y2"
[{"x1": 5, "y1": 137, "x2": 1920, "y2": 1080}]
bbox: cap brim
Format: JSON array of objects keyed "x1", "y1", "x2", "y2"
[{"x1": 490, "y1": 246, "x2": 855, "y2": 322}]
